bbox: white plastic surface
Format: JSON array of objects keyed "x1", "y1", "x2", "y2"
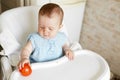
[
  {"x1": 0, "y1": 3, "x2": 85, "y2": 55},
  {"x1": 10, "y1": 50, "x2": 110, "y2": 80}
]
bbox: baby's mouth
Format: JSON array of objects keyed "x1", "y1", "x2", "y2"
[{"x1": 43, "y1": 35, "x2": 50, "y2": 39}]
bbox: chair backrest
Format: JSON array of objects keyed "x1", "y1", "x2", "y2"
[
  {"x1": 0, "y1": 4, "x2": 85, "y2": 55},
  {"x1": 0, "y1": 6, "x2": 70, "y2": 45},
  {"x1": 0, "y1": 6, "x2": 40, "y2": 46}
]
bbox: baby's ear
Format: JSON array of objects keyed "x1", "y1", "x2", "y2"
[{"x1": 59, "y1": 24, "x2": 63, "y2": 29}]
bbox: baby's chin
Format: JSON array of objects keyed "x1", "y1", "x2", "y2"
[
  {"x1": 39, "y1": 34, "x2": 56, "y2": 39},
  {"x1": 42, "y1": 36, "x2": 55, "y2": 39},
  {"x1": 43, "y1": 37, "x2": 50, "y2": 39}
]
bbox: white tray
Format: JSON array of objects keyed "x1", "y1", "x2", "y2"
[{"x1": 10, "y1": 50, "x2": 110, "y2": 80}]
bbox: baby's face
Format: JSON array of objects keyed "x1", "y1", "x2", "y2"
[{"x1": 38, "y1": 15, "x2": 62, "y2": 39}]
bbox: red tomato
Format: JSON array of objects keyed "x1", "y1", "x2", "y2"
[{"x1": 19, "y1": 63, "x2": 32, "y2": 76}]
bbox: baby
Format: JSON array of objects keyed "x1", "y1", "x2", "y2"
[{"x1": 18, "y1": 3, "x2": 74, "y2": 69}]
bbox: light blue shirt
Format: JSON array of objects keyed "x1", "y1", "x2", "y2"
[{"x1": 27, "y1": 32, "x2": 67, "y2": 62}]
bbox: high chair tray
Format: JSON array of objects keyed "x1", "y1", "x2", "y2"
[{"x1": 9, "y1": 50, "x2": 110, "y2": 80}]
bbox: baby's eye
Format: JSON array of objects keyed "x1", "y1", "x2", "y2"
[
  {"x1": 49, "y1": 28, "x2": 54, "y2": 31},
  {"x1": 39, "y1": 27, "x2": 44, "y2": 29}
]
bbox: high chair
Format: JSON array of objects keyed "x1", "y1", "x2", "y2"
[{"x1": 0, "y1": 4, "x2": 110, "y2": 80}]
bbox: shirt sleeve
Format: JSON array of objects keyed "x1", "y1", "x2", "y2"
[{"x1": 27, "y1": 33, "x2": 35, "y2": 50}]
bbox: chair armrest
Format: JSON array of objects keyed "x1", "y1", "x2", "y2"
[{"x1": 0, "y1": 51, "x2": 12, "y2": 80}]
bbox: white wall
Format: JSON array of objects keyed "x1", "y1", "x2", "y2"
[
  {"x1": 50, "y1": 0, "x2": 86, "y2": 5},
  {"x1": 0, "y1": 0, "x2": 1, "y2": 13},
  {"x1": 30, "y1": 0, "x2": 49, "y2": 6}
]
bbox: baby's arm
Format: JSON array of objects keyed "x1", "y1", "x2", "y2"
[
  {"x1": 63, "y1": 43, "x2": 74, "y2": 60},
  {"x1": 18, "y1": 41, "x2": 33, "y2": 69}
]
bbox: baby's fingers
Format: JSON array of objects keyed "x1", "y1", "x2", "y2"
[
  {"x1": 18, "y1": 59, "x2": 30, "y2": 69},
  {"x1": 69, "y1": 53, "x2": 74, "y2": 60},
  {"x1": 66, "y1": 52, "x2": 74, "y2": 60},
  {"x1": 18, "y1": 62, "x2": 23, "y2": 70}
]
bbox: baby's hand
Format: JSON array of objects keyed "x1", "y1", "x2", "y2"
[
  {"x1": 18, "y1": 58, "x2": 30, "y2": 70},
  {"x1": 65, "y1": 49, "x2": 74, "y2": 60}
]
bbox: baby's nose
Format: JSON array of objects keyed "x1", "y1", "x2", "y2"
[{"x1": 44, "y1": 28, "x2": 49, "y2": 35}]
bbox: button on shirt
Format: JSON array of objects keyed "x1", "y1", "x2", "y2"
[{"x1": 28, "y1": 32, "x2": 67, "y2": 62}]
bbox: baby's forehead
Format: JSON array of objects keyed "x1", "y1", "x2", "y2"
[
  {"x1": 39, "y1": 14, "x2": 61, "y2": 23},
  {"x1": 39, "y1": 13, "x2": 62, "y2": 26},
  {"x1": 39, "y1": 12, "x2": 61, "y2": 18}
]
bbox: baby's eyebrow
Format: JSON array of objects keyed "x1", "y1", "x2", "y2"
[
  {"x1": 49, "y1": 26, "x2": 54, "y2": 28},
  {"x1": 38, "y1": 24, "x2": 56, "y2": 29},
  {"x1": 48, "y1": 25, "x2": 55, "y2": 28},
  {"x1": 38, "y1": 24, "x2": 43, "y2": 26}
]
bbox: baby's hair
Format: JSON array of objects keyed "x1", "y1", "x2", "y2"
[{"x1": 39, "y1": 3, "x2": 64, "y2": 24}]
